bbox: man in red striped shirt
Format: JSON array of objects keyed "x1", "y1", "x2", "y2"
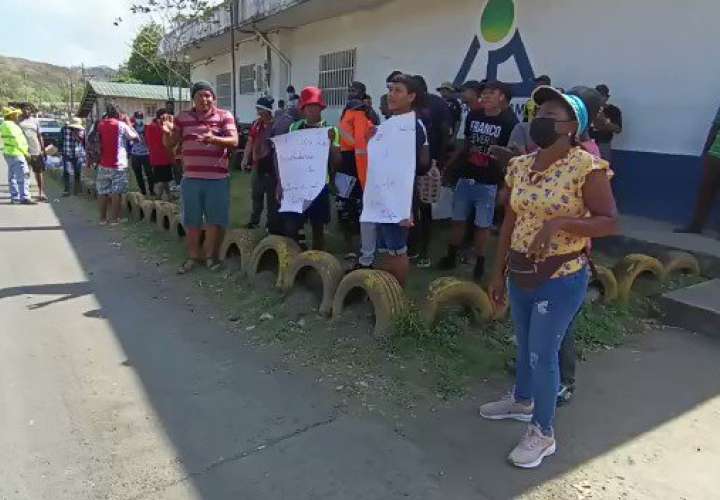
[{"x1": 162, "y1": 81, "x2": 238, "y2": 273}]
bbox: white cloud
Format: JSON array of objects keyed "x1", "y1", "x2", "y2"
[{"x1": 1, "y1": 0, "x2": 149, "y2": 68}]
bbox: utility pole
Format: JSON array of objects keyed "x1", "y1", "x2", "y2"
[{"x1": 229, "y1": 1, "x2": 237, "y2": 116}]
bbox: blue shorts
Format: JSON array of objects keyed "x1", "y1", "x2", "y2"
[
  {"x1": 452, "y1": 178, "x2": 498, "y2": 229},
  {"x1": 181, "y1": 177, "x2": 230, "y2": 229},
  {"x1": 376, "y1": 223, "x2": 409, "y2": 256}
]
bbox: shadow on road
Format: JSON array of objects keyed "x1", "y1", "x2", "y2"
[
  {"x1": 0, "y1": 281, "x2": 94, "y2": 310},
  {"x1": 26, "y1": 176, "x2": 720, "y2": 499}
]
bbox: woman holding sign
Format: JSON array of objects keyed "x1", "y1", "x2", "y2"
[
  {"x1": 363, "y1": 74, "x2": 430, "y2": 287},
  {"x1": 479, "y1": 86, "x2": 618, "y2": 469},
  {"x1": 279, "y1": 87, "x2": 341, "y2": 250}
]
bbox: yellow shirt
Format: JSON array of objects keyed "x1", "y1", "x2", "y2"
[{"x1": 505, "y1": 147, "x2": 611, "y2": 277}]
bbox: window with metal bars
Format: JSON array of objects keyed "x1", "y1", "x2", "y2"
[
  {"x1": 318, "y1": 48, "x2": 356, "y2": 107},
  {"x1": 238, "y1": 64, "x2": 256, "y2": 95},
  {"x1": 216, "y1": 73, "x2": 232, "y2": 110}
]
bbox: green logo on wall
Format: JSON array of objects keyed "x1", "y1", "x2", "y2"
[
  {"x1": 480, "y1": 0, "x2": 515, "y2": 43},
  {"x1": 454, "y1": 0, "x2": 537, "y2": 98}
]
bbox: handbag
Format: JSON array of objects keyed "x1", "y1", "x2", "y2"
[{"x1": 508, "y1": 250, "x2": 584, "y2": 291}]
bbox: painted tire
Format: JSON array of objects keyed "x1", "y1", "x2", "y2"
[
  {"x1": 332, "y1": 269, "x2": 408, "y2": 338},
  {"x1": 591, "y1": 265, "x2": 619, "y2": 303},
  {"x1": 169, "y1": 214, "x2": 186, "y2": 239},
  {"x1": 660, "y1": 251, "x2": 700, "y2": 279},
  {"x1": 248, "y1": 235, "x2": 302, "y2": 288},
  {"x1": 219, "y1": 229, "x2": 264, "y2": 275},
  {"x1": 155, "y1": 202, "x2": 179, "y2": 231},
  {"x1": 125, "y1": 192, "x2": 142, "y2": 219},
  {"x1": 425, "y1": 277, "x2": 494, "y2": 325},
  {"x1": 285, "y1": 251, "x2": 345, "y2": 316},
  {"x1": 138, "y1": 200, "x2": 159, "y2": 225},
  {"x1": 127, "y1": 193, "x2": 146, "y2": 221},
  {"x1": 613, "y1": 254, "x2": 665, "y2": 303}
]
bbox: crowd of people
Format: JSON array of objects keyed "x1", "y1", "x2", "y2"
[{"x1": 2, "y1": 70, "x2": 625, "y2": 470}]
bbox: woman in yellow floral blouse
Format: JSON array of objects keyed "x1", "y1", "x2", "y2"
[{"x1": 479, "y1": 86, "x2": 618, "y2": 469}]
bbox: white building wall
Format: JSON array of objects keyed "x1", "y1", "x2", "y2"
[{"x1": 190, "y1": 0, "x2": 720, "y2": 156}]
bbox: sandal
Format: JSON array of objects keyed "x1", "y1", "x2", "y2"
[
  {"x1": 178, "y1": 259, "x2": 200, "y2": 275},
  {"x1": 206, "y1": 258, "x2": 223, "y2": 271}
]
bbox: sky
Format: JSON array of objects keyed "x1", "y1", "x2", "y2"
[{"x1": 0, "y1": 0, "x2": 149, "y2": 69}]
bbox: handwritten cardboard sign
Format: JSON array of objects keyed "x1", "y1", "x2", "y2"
[
  {"x1": 360, "y1": 112, "x2": 416, "y2": 224},
  {"x1": 272, "y1": 127, "x2": 330, "y2": 213}
]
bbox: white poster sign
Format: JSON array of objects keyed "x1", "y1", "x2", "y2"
[
  {"x1": 360, "y1": 112, "x2": 416, "y2": 224},
  {"x1": 272, "y1": 127, "x2": 330, "y2": 213}
]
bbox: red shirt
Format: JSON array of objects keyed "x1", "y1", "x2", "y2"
[
  {"x1": 145, "y1": 121, "x2": 173, "y2": 167},
  {"x1": 175, "y1": 107, "x2": 237, "y2": 179},
  {"x1": 98, "y1": 118, "x2": 135, "y2": 169}
]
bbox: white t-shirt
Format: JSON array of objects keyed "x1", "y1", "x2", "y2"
[{"x1": 19, "y1": 117, "x2": 42, "y2": 156}]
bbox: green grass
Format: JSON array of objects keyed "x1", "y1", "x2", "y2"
[{"x1": 48, "y1": 171, "x2": 707, "y2": 410}]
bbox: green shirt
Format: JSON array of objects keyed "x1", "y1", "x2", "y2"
[
  {"x1": 288, "y1": 119, "x2": 341, "y2": 147},
  {"x1": 0, "y1": 120, "x2": 30, "y2": 159}
]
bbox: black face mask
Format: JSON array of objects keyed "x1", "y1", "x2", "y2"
[{"x1": 530, "y1": 117, "x2": 560, "y2": 149}]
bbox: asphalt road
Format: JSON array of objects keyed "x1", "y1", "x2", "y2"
[{"x1": 1, "y1": 156, "x2": 719, "y2": 500}]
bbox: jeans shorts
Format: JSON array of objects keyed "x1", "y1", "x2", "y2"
[
  {"x1": 452, "y1": 178, "x2": 498, "y2": 229},
  {"x1": 96, "y1": 166, "x2": 129, "y2": 196},
  {"x1": 376, "y1": 223, "x2": 409, "y2": 256},
  {"x1": 181, "y1": 177, "x2": 231, "y2": 229}
]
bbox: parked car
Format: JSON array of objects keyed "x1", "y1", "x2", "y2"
[{"x1": 38, "y1": 118, "x2": 63, "y2": 147}]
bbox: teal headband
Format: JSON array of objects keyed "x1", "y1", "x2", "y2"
[{"x1": 563, "y1": 93, "x2": 589, "y2": 136}]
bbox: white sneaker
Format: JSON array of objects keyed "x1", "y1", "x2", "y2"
[
  {"x1": 478, "y1": 392, "x2": 533, "y2": 422},
  {"x1": 508, "y1": 424, "x2": 556, "y2": 469}
]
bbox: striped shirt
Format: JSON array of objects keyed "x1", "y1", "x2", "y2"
[{"x1": 176, "y1": 107, "x2": 237, "y2": 179}]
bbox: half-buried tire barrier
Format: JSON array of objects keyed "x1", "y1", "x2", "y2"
[
  {"x1": 425, "y1": 277, "x2": 493, "y2": 326},
  {"x1": 248, "y1": 235, "x2": 302, "y2": 288},
  {"x1": 169, "y1": 214, "x2": 186, "y2": 239},
  {"x1": 155, "y1": 202, "x2": 178, "y2": 231},
  {"x1": 285, "y1": 251, "x2": 345, "y2": 316},
  {"x1": 138, "y1": 200, "x2": 159, "y2": 225},
  {"x1": 127, "y1": 193, "x2": 146, "y2": 221},
  {"x1": 219, "y1": 229, "x2": 263, "y2": 274},
  {"x1": 660, "y1": 251, "x2": 700, "y2": 280},
  {"x1": 588, "y1": 265, "x2": 619, "y2": 304},
  {"x1": 125, "y1": 192, "x2": 143, "y2": 219},
  {"x1": 332, "y1": 269, "x2": 408, "y2": 338},
  {"x1": 614, "y1": 254, "x2": 665, "y2": 303}
]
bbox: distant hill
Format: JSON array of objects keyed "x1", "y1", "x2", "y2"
[{"x1": 0, "y1": 55, "x2": 118, "y2": 110}]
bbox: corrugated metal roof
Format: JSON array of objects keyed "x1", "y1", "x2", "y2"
[
  {"x1": 87, "y1": 80, "x2": 190, "y2": 101},
  {"x1": 77, "y1": 80, "x2": 191, "y2": 117}
]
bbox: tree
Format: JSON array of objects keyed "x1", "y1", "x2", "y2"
[{"x1": 126, "y1": 23, "x2": 167, "y2": 85}]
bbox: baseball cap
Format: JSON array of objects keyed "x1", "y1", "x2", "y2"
[
  {"x1": 566, "y1": 86, "x2": 604, "y2": 123},
  {"x1": 532, "y1": 86, "x2": 590, "y2": 137},
  {"x1": 349, "y1": 81, "x2": 367, "y2": 95},
  {"x1": 595, "y1": 84, "x2": 610, "y2": 97},
  {"x1": 256, "y1": 96, "x2": 274, "y2": 112},
  {"x1": 483, "y1": 80, "x2": 512, "y2": 101},
  {"x1": 460, "y1": 80, "x2": 486, "y2": 94},
  {"x1": 299, "y1": 86, "x2": 326, "y2": 110},
  {"x1": 437, "y1": 81, "x2": 456, "y2": 92}
]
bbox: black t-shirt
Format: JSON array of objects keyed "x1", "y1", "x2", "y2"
[
  {"x1": 589, "y1": 104, "x2": 622, "y2": 144},
  {"x1": 445, "y1": 97, "x2": 463, "y2": 131},
  {"x1": 458, "y1": 107, "x2": 518, "y2": 184},
  {"x1": 418, "y1": 94, "x2": 453, "y2": 161}
]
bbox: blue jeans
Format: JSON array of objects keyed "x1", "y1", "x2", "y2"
[
  {"x1": 510, "y1": 267, "x2": 589, "y2": 435},
  {"x1": 6, "y1": 155, "x2": 31, "y2": 202},
  {"x1": 452, "y1": 178, "x2": 497, "y2": 228}
]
